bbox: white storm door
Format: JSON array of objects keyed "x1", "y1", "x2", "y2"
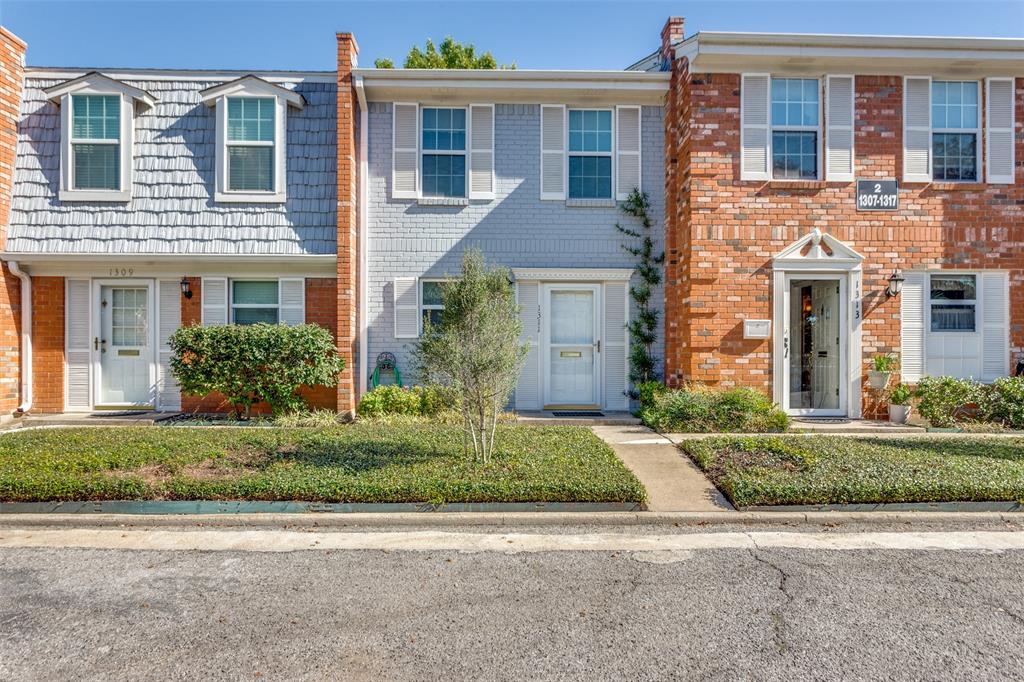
[
  {"x1": 783, "y1": 274, "x2": 847, "y2": 417},
  {"x1": 544, "y1": 285, "x2": 600, "y2": 407},
  {"x1": 96, "y1": 282, "x2": 154, "y2": 406}
]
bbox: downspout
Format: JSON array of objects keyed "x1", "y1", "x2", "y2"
[
  {"x1": 354, "y1": 75, "x2": 369, "y2": 399},
  {"x1": 6, "y1": 261, "x2": 31, "y2": 414}
]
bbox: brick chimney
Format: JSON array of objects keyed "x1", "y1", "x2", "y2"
[
  {"x1": 660, "y1": 16, "x2": 685, "y2": 68},
  {"x1": 336, "y1": 32, "x2": 359, "y2": 415},
  {"x1": 0, "y1": 27, "x2": 26, "y2": 250},
  {"x1": 0, "y1": 27, "x2": 25, "y2": 416}
]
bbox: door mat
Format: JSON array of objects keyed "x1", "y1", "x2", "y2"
[{"x1": 551, "y1": 411, "x2": 605, "y2": 417}]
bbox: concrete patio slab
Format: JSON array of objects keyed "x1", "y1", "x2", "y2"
[{"x1": 590, "y1": 424, "x2": 732, "y2": 512}]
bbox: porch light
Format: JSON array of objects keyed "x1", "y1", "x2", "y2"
[
  {"x1": 180, "y1": 277, "x2": 193, "y2": 299},
  {"x1": 886, "y1": 270, "x2": 905, "y2": 298}
]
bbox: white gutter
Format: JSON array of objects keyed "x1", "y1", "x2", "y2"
[
  {"x1": 354, "y1": 75, "x2": 369, "y2": 400},
  {"x1": 6, "y1": 261, "x2": 31, "y2": 414}
]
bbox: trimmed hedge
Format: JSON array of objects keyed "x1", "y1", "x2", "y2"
[
  {"x1": 915, "y1": 375, "x2": 1024, "y2": 429},
  {"x1": 0, "y1": 424, "x2": 645, "y2": 504},
  {"x1": 639, "y1": 383, "x2": 790, "y2": 433},
  {"x1": 356, "y1": 384, "x2": 459, "y2": 418}
]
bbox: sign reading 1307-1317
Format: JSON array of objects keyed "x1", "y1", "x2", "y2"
[{"x1": 856, "y1": 179, "x2": 899, "y2": 211}]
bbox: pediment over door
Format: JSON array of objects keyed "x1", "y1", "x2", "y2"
[{"x1": 773, "y1": 228, "x2": 864, "y2": 271}]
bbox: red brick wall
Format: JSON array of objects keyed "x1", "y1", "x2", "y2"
[
  {"x1": 336, "y1": 33, "x2": 359, "y2": 416},
  {"x1": 32, "y1": 277, "x2": 64, "y2": 413},
  {"x1": 0, "y1": 28, "x2": 26, "y2": 415},
  {"x1": 180, "y1": 277, "x2": 340, "y2": 414},
  {"x1": 664, "y1": 71, "x2": 1024, "y2": 415}
]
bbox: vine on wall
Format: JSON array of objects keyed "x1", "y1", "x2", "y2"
[{"x1": 616, "y1": 189, "x2": 665, "y2": 390}]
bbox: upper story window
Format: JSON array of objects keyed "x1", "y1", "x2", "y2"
[
  {"x1": 199, "y1": 75, "x2": 305, "y2": 204},
  {"x1": 770, "y1": 78, "x2": 820, "y2": 180},
  {"x1": 930, "y1": 274, "x2": 976, "y2": 332},
  {"x1": 70, "y1": 94, "x2": 121, "y2": 190},
  {"x1": 227, "y1": 97, "x2": 276, "y2": 192},
  {"x1": 43, "y1": 72, "x2": 156, "y2": 202},
  {"x1": 568, "y1": 109, "x2": 612, "y2": 198},
  {"x1": 931, "y1": 81, "x2": 979, "y2": 182},
  {"x1": 421, "y1": 107, "x2": 467, "y2": 198}
]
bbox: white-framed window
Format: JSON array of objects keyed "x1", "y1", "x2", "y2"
[
  {"x1": 44, "y1": 73, "x2": 153, "y2": 202},
  {"x1": 770, "y1": 78, "x2": 820, "y2": 180},
  {"x1": 420, "y1": 279, "x2": 446, "y2": 332},
  {"x1": 70, "y1": 94, "x2": 121, "y2": 191},
  {"x1": 200, "y1": 76, "x2": 304, "y2": 203},
  {"x1": 421, "y1": 107, "x2": 467, "y2": 198},
  {"x1": 226, "y1": 97, "x2": 276, "y2": 192},
  {"x1": 568, "y1": 108, "x2": 613, "y2": 198},
  {"x1": 931, "y1": 81, "x2": 980, "y2": 182},
  {"x1": 230, "y1": 280, "x2": 280, "y2": 325},
  {"x1": 929, "y1": 274, "x2": 976, "y2": 332}
]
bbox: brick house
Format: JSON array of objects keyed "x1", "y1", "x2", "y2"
[
  {"x1": 0, "y1": 17, "x2": 1021, "y2": 421},
  {"x1": 655, "y1": 18, "x2": 1024, "y2": 418}
]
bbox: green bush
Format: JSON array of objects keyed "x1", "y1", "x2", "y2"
[
  {"x1": 889, "y1": 383, "x2": 912, "y2": 406},
  {"x1": 635, "y1": 380, "x2": 666, "y2": 407},
  {"x1": 356, "y1": 384, "x2": 459, "y2": 418},
  {"x1": 914, "y1": 376, "x2": 982, "y2": 428},
  {"x1": 639, "y1": 384, "x2": 789, "y2": 433},
  {"x1": 978, "y1": 376, "x2": 1024, "y2": 430},
  {"x1": 170, "y1": 323, "x2": 344, "y2": 419}
]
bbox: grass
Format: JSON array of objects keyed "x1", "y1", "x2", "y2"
[
  {"x1": 0, "y1": 422, "x2": 645, "y2": 505},
  {"x1": 681, "y1": 435, "x2": 1024, "y2": 508}
]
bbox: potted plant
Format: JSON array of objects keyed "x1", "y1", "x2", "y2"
[
  {"x1": 888, "y1": 383, "x2": 912, "y2": 424},
  {"x1": 868, "y1": 354, "x2": 897, "y2": 390}
]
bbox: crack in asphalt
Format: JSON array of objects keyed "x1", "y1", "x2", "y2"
[{"x1": 747, "y1": 542, "x2": 798, "y2": 656}]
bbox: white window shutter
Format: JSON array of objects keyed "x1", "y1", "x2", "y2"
[
  {"x1": 469, "y1": 103, "x2": 495, "y2": 200},
  {"x1": 740, "y1": 74, "x2": 771, "y2": 181},
  {"x1": 900, "y1": 272, "x2": 926, "y2": 383},
  {"x1": 157, "y1": 279, "x2": 181, "y2": 411},
  {"x1": 279, "y1": 278, "x2": 305, "y2": 326},
  {"x1": 825, "y1": 75, "x2": 855, "y2": 182},
  {"x1": 201, "y1": 277, "x2": 228, "y2": 325},
  {"x1": 65, "y1": 279, "x2": 91, "y2": 410},
  {"x1": 903, "y1": 76, "x2": 932, "y2": 183},
  {"x1": 392, "y1": 102, "x2": 419, "y2": 199},
  {"x1": 981, "y1": 271, "x2": 1009, "y2": 382},
  {"x1": 514, "y1": 281, "x2": 541, "y2": 410},
  {"x1": 393, "y1": 277, "x2": 419, "y2": 339},
  {"x1": 540, "y1": 104, "x2": 566, "y2": 200},
  {"x1": 603, "y1": 281, "x2": 629, "y2": 411},
  {"x1": 615, "y1": 105, "x2": 642, "y2": 200},
  {"x1": 986, "y1": 78, "x2": 1015, "y2": 185}
]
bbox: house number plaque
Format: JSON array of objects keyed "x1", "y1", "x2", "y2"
[{"x1": 108, "y1": 267, "x2": 135, "y2": 277}]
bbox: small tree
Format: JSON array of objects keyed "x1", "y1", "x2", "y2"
[
  {"x1": 616, "y1": 189, "x2": 664, "y2": 387},
  {"x1": 413, "y1": 250, "x2": 527, "y2": 464},
  {"x1": 170, "y1": 323, "x2": 345, "y2": 419},
  {"x1": 375, "y1": 37, "x2": 515, "y2": 69}
]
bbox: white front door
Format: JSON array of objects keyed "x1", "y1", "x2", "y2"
[
  {"x1": 97, "y1": 282, "x2": 154, "y2": 406},
  {"x1": 544, "y1": 285, "x2": 600, "y2": 407},
  {"x1": 784, "y1": 275, "x2": 847, "y2": 416}
]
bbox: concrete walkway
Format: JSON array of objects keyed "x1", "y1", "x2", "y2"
[{"x1": 590, "y1": 424, "x2": 732, "y2": 512}]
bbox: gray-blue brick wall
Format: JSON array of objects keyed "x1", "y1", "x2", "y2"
[{"x1": 366, "y1": 102, "x2": 666, "y2": 387}]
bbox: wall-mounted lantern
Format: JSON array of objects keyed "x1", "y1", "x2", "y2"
[
  {"x1": 886, "y1": 270, "x2": 905, "y2": 298},
  {"x1": 180, "y1": 277, "x2": 193, "y2": 299}
]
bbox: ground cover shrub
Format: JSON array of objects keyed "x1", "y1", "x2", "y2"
[
  {"x1": 639, "y1": 384, "x2": 789, "y2": 433},
  {"x1": 356, "y1": 384, "x2": 459, "y2": 418}
]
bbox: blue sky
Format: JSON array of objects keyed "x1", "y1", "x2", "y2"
[{"x1": 2, "y1": 1, "x2": 1023, "y2": 71}]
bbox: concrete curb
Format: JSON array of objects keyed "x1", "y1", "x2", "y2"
[{"x1": 0, "y1": 510, "x2": 1020, "y2": 529}]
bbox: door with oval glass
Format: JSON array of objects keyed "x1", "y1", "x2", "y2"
[
  {"x1": 544, "y1": 284, "x2": 601, "y2": 408},
  {"x1": 96, "y1": 281, "x2": 154, "y2": 406}
]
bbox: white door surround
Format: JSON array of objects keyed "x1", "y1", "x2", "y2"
[
  {"x1": 91, "y1": 278, "x2": 158, "y2": 409},
  {"x1": 512, "y1": 268, "x2": 632, "y2": 412},
  {"x1": 543, "y1": 284, "x2": 601, "y2": 407},
  {"x1": 772, "y1": 229, "x2": 864, "y2": 418}
]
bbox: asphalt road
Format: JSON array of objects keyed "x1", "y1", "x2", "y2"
[{"x1": 2, "y1": 526, "x2": 1023, "y2": 681}]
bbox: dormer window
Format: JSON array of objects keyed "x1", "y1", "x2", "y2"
[
  {"x1": 43, "y1": 72, "x2": 156, "y2": 202},
  {"x1": 200, "y1": 76, "x2": 305, "y2": 203}
]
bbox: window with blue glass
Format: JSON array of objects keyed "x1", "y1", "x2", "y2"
[
  {"x1": 568, "y1": 109, "x2": 612, "y2": 198},
  {"x1": 932, "y1": 81, "x2": 979, "y2": 182},
  {"x1": 226, "y1": 97, "x2": 276, "y2": 192},
  {"x1": 770, "y1": 78, "x2": 819, "y2": 180},
  {"x1": 71, "y1": 94, "x2": 121, "y2": 190},
  {"x1": 421, "y1": 108, "x2": 466, "y2": 197}
]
